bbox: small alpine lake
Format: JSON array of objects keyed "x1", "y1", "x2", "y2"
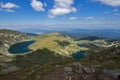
[
  {"x1": 8, "y1": 40, "x2": 35, "y2": 54},
  {"x1": 72, "y1": 51, "x2": 86, "y2": 59},
  {"x1": 77, "y1": 43, "x2": 88, "y2": 47}
]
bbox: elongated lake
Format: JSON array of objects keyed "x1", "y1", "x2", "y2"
[{"x1": 8, "y1": 40, "x2": 35, "y2": 54}]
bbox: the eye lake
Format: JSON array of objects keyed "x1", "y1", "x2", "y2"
[{"x1": 8, "y1": 40, "x2": 35, "y2": 54}]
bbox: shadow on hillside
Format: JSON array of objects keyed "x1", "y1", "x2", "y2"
[
  {"x1": 0, "y1": 41, "x2": 3, "y2": 46},
  {"x1": 11, "y1": 48, "x2": 68, "y2": 67},
  {"x1": 54, "y1": 40, "x2": 70, "y2": 47}
]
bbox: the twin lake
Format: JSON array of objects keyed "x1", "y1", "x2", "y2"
[{"x1": 8, "y1": 41, "x2": 85, "y2": 59}]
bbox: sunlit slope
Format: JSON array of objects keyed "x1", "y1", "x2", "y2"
[
  {"x1": 0, "y1": 29, "x2": 29, "y2": 54},
  {"x1": 29, "y1": 33, "x2": 81, "y2": 56}
]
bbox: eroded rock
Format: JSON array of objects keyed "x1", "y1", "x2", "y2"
[{"x1": 63, "y1": 62, "x2": 117, "y2": 80}]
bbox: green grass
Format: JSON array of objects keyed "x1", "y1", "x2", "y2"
[
  {"x1": 29, "y1": 33, "x2": 80, "y2": 56},
  {"x1": 80, "y1": 46, "x2": 120, "y2": 69},
  {"x1": 0, "y1": 32, "x2": 119, "y2": 80}
]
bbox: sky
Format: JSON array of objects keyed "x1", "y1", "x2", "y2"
[{"x1": 0, "y1": 0, "x2": 120, "y2": 31}]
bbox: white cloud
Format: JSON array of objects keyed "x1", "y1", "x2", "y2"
[
  {"x1": 84, "y1": 16, "x2": 105, "y2": 20},
  {"x1": 5, "y1": 9, "x2": 15, "y2": 12},
  {"x1": 94, "y1": 0, "x2": 120, "y2": 7},
  {"x1": 84, "y1": 17, "x2": 96, "y2": 20},
  {"x1": 0, "y1": 2, "x2": 20, "y2": 9},
  {"x1": 0, "y1": 8, "x2": 2, "y2": 11},
  {"x1": 49, "y1": 0, "x2": 77, "y2": 18},
  {"x1": 104, "y1": 11, "x2": 109, "y2": 14},
  {"x1": 69, "y1": 17, "x2": 77, "y2": 20},
  {"x1": 98, "y1": 17, "x2": 105, "y2": 20},
  {"x1": 31, "y1": 0, "x2": 45, "y2": 11},
  {"x1": 0, "y1": 2, "x2": 20, "y2": 12},
  {"x1": 113, "y1": 9, "x2": 118, "y2": 12},
  {"x1": 115, "y1": 13, "x2": 120, "y2": 16}
]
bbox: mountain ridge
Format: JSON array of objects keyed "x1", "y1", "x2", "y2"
[{"x1": 0, "y1": 29, "x2": 120, "y2": 80}]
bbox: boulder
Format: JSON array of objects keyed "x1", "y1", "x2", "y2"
[
  {"x1": 63, "y1": 62, "x2": 117, "y2": 80},
  {"x1": 103, "y1": 69, "x2": 120, "y2": 80},
  {"x1": 64, "y1": 67, "x2": 72, "y2": 72},
  {"x1": 1, "y1": 66, "x2": 20, "y2": 74}
]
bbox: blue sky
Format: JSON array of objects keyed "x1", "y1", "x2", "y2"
[{"x1": 0, "y1": 0, "x2": 120, "y2": 30}]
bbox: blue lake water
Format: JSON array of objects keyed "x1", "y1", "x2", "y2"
[
  {"x1": 72, "y1": 51, "x2": 85, "y2": 59},
  {"x1": 8, "y1": 40, "x2": 35, "y2": 54},
  {"x1": 93, "y1": 42, "x2": 103, "y2": 44},
  {"x1": 77, "y1": 44, "x2": 88, "y2": 47}
]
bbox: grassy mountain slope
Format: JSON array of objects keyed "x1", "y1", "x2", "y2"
[
  {"x1": 81, "y1": 46, "x2": 120, "y2": 69},
  {"x1": 0, "y1": 29, "x2": 30, "y2": 75},
  {"x1": 30, "y1": 33, "x2": 81, "y2": 56},
  {"x1": 0, "y1": 29, "x2": 29, "y2": 54},
  {"x1": 0, "y1": 29, "x2": 28, "y2": 43},
  {"x1": 0, "y1": 30, "x2": 119, "y2": 80},
  {"x1": 0, "y1": 46, "x2": 119, "y2": 80}
]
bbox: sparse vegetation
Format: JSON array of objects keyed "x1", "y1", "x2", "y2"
[{"x1": 0, "y1": 29, "x2": 120, "y2": 80}]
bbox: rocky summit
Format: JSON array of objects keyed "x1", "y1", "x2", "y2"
[{"x1": 63, "y1": 62, "x2": 119, "y2": 80}]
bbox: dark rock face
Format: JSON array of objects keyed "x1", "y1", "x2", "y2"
[
  {"x1": 63, "y1": 62, "x2": 118, "y2": 80},
  {"x1": 103, "y1": 69, "x2": 120, "y2": 80},
  {"x1": 0, "y1": 41, "x2": 3, "y2": 46},
  {"x1": 0, "y1": 29, "x2": 29, "y2": 47}
]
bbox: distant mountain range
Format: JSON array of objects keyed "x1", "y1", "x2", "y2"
[
  {"x1": 61, "y1": 29, "x2": 120, "y2": 40},
  {"x1": 22, "y1": 28, "x2": 120, "y2": 40}
]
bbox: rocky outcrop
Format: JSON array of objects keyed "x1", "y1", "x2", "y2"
[
  {"x1": 63, "y1": 62, "x2": 119, "y2": 80},
  {"x1": 0, "y1": 29, "x2": 29, "y2": 55},
  {"x1": 109, "y1": 49, "x2": 120, "y2": 55},
  {"x1": 1, "y1": 66, "x2": 20, "y2": 74},
  {"x1": 0, "y1": 30, "x2": 29, "y2": 47},
  {"x1": 103, "y1": 69, "x2": 120, "y2": 80}
]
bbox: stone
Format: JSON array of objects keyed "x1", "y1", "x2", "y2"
[
  {"x1": 82, "y1": 67, "x2": 92, "y2": 74},
  {"x1": 90, "y1": 67, "x2": 96, "y2": 73},
  {"x1": 73, "y1": 62, "x2": 82, "y2": 68},
  {"x1": 103, "y1": 69, "x2": 120, "y2": 80},
  {"x1": 63, "y1": 62, "x2": 120, "y2": 80},
  {"x1": 1, "y1": 66, "x2": 20, "y2": 74},
  {"x1": 64, "y1": 67, "x2": 72, "y2": 72}
]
